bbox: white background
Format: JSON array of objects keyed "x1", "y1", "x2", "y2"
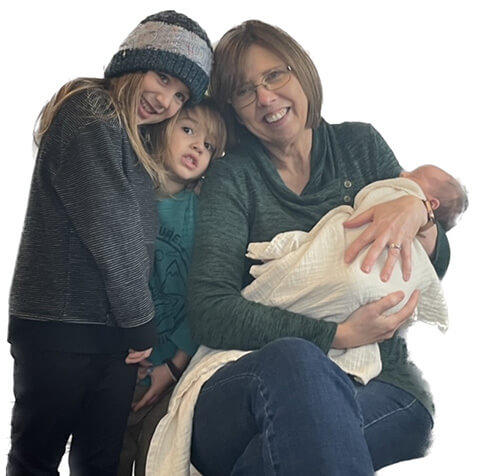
[{"x1": 1, "y1": 0, "x2": 498, "y2": 474}]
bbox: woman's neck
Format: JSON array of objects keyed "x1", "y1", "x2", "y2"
[{"x1": 264, "y1": 129, "x2": 313, "y2": 195}]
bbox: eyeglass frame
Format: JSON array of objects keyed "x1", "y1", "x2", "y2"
[{"x1": 229, "y1": 65, "x2": 293, "y2": 108}]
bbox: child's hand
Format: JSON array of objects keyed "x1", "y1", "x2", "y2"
[
  {"x1": 132, "y1": 364, "x2": 176, "y2": 412},
  {"x1": 136, "y1": 360, "x2": 153, "y2": 381},
  {"x1": 125, "y1": 347, "x2": 152, "y2": 364}
]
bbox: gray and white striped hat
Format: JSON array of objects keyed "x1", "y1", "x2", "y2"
[{"x1": 105, "y1": 10, "x2": 212, "y2": 104}]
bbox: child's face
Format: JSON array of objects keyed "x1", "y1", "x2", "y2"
[
  {"x1": 165, "y1": 110, "x2": 215, "y2": 186},
  {"x1": 137, "y1": 72, "x2": 191, "y2": 125}
]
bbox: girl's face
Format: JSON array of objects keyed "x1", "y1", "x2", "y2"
[
  {"x1": 137, "y1": 72, "x2": 191, "y2": 125},
  {"x1": 164, "y1": 109, "x2": 215, "y2": 193},
  {"x1": 232, "y1": 44, "x2": 309, "y2": 151}
]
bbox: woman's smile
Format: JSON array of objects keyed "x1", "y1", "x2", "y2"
[{"x1": 263, "y1": 107, "x2": 289, "y2": 124}]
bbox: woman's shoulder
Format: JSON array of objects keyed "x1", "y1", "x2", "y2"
[
  {"x1": 322, "y1": 120, "x2": 392, "y2": 156},
  {"x1": 208, "y1": 149, "x2": 258, "y2": 177},
  {"x1": 325, "y1": 120, "x2": 378, "y2": 140}
]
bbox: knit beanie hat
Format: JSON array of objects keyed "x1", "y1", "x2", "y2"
[{"x1": 105, "y1": 11, "x2": 212, "y2": 104}]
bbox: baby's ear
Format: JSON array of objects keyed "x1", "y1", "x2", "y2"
[{"x1": 430, "y1": 198, "x2": 440, "y2": 210}]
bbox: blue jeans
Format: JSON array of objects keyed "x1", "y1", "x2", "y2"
[{"x1": 191, "y1": 338, "x2": 433, "y2": 476}]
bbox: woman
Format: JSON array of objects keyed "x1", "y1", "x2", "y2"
[{"x1": 148, "y1": 20, "x2": 450, "y2": 475}]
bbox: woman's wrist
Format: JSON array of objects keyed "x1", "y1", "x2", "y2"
[
  {"x1": 418, "y1": 199, "x2": 436, "y2": 232},
  {"x1": 331, "y1": 322, "x2": 350, "y2": 349}
]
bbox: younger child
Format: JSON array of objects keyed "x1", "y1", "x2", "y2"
[
  {"x1": 117, "y1": 98, "x2": 227, "y2": 476},
  {"x1": 7, "y1": 11, "x2": 213, "y2": 476},
  {"x1": 243, "y1": 164, "x2": 468, "y2": 383}
]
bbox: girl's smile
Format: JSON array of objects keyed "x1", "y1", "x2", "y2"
[{"x1": 137, "y1": 72, "x2": 190, "y2": 125}]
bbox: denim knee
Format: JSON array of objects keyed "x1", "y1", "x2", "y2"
[
  {"x1": 192, "y1": 338, "x2": 373, "y2": 475},
  {"x1": 252, "y1": 337, "x2": 356, "y2": 401}
]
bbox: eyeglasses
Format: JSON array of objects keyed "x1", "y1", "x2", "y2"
[{"x1": 230, "y1": 65, "x2": 293, "y2": 108}]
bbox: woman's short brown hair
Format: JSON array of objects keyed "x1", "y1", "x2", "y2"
[{"x1": 209, "y1": 20, "x2": 323, "y2": 147}]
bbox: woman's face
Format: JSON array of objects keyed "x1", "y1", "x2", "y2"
[
  {"x1": 232, "y1": 45, "x2": 309, "y2": 149},
  {"x1": 137, "y1": 72, "x2": 191, "y2": 125}
]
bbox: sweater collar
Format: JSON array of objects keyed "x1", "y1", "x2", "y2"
[{"x1": 237, "y1": 119, "x2": 338, "y2": 201}]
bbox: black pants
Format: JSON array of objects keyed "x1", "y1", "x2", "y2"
[{"x1": 7, "y1": 344, "x2": 137, "y2": 476}]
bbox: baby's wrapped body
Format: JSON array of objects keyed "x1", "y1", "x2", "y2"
[{"x1": 243, "y1": 177, "x2": 448, "y2": 384}]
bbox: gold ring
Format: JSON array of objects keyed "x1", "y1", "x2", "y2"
[{"x1": 388, "y1": 243, "x2": 402, "y2": 250}]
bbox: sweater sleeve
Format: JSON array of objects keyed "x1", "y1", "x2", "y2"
[
  {"x1": 430, "y1": 221, "x2": 450, "y2": 279},
  {"x1": 52, "y1": 120, "x2": 155, "y2": 330},
  {"x1": 187, "y1": 160, "x2": 337, "y2": 354}
]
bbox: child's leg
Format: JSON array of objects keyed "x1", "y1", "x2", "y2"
[
  {"x1": 117, "y1": 386, "x2": 150, "y2": 476},
  {"x1": 134, "y1": 387, "x2": 174, "y2": 476},
  {"x1": 68, "y1": 353, "x2": 137, "y2": 476}
]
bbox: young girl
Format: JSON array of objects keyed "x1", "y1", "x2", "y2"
[
  {"x1": 117, "y1": 98, "x2": 227, "y2": 476},
  {"x1": 7, "y1": 11, "x2": 212, "y2": 476}
]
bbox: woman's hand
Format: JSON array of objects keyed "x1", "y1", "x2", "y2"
[
  {"x1": 343, "y1": 195, "x2": 429, "y2": 281},
  {"x1": 332, "y1": 290, "x2": 420, "y2": 349},
  {"x1": 132, "y1": 363, "x2": 176, "y2": 412}
]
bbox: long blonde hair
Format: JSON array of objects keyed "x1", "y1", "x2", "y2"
[{"x1": 35, "y1": 73, "x2": 165, "y2": 186}]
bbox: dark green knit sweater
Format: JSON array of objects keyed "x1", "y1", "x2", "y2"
[{"x1": 187, "y1": 121, "x2": 450, "y2": 415}]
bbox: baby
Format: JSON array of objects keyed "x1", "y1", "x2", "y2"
[{"x1": 242, "y1": 165, "x2": 468, "y2": 383}]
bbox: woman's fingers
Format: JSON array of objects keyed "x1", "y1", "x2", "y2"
[
  {"x1": 344, "y1": 196, "x2": 428, "y2": 281},
  {"x1": 333, "y1": 290, "x2": 419, "y2": 349},
  {"x1": 344, "y1": 212, "x2": 375, "y2": 265},
  {"x1": 382, "y1": 289, "x2": 420, "y2": 335}
]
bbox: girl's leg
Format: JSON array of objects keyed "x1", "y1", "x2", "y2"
[
  {"x1": 7, "y1": 345, "x2": 86, "y2": 476},
  {"x1": 69, "y1": 353, "x2": 137, "y2": 476},
  {"x1": 191, "y1": 337, "x2": 374, "y2": 476},
  {"x1": 354, "y1": 380, "x2": 434, "y2": 471}
]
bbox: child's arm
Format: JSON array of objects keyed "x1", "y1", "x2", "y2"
[{"x1": 132, "y1": 349, "x2": 191, "y2": 412}]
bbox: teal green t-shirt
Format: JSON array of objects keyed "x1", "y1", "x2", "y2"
[{"x1": 148, "y1": 190, "x2": 199, "y2": 369}]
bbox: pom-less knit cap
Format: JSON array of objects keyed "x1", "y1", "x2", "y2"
[{"x1": 104, "y1": 10, "x2": 212, "y2": 104}]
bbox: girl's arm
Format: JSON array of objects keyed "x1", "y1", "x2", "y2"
[{"x1": 53, "y1": 120, "x2": 156, "y2": 343}]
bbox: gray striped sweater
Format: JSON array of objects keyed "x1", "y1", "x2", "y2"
[{"x1": 9, "y1": 88, "x2": 157, "y2": 353}]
